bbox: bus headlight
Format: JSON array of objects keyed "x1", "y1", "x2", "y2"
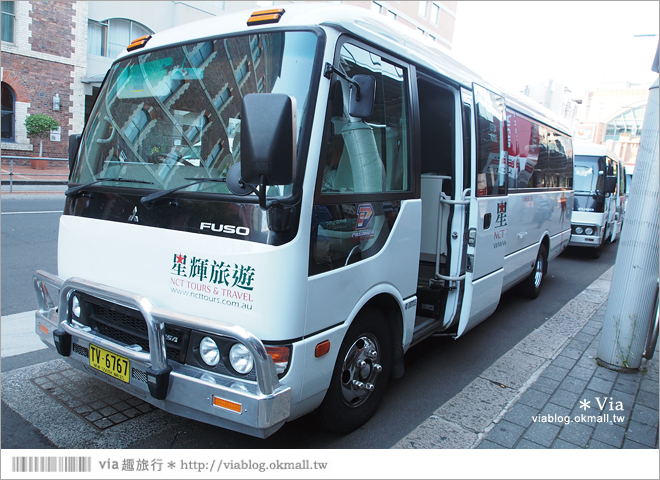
[
  {"x1": 71, "y1": 295, "x2": 81, "y2": 318},
  {"x1": 229, "y1": 343, "x2": 254, "y2": 375},
  {"x1": 585, "y1": 227, "x2": 594, "y2": 235},
  {"x1": 575, "y1": 226, "x2": 584, "y2": 235},
  {"x1": 200, "y1": 337, "x2": 220, "y2": 366}
]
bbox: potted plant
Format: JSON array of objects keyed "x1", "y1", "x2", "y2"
[{"x1": 25, "y1": 114, "x2": 59, "y2": 170}]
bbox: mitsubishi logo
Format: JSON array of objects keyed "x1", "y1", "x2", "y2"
[{"x1": 128, "y1": 206, "x2": 139, "y2": 223}]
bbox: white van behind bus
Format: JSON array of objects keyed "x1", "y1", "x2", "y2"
[{"x1": 569, "y1": 142, "x2": 626, "y2": 258}]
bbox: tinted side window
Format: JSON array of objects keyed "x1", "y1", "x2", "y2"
[{"x1": 517, "y1": 116, "x2": 542, "y2": 189}]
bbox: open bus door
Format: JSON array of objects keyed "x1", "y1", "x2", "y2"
[{"x1": 456, "y1": 84, "x2": 507, "y2": 338}]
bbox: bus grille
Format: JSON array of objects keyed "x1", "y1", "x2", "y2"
[{"x1": 79, "y1": 296, "x2": 189, "y2": 363}]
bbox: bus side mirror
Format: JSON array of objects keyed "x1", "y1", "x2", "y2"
[
  {"x1": 68, "y1": 134, "x2": 81, "y2": 171},
  {"x1": 349, "y1": 74, "x2": 376, "y2": 119},
  {"x1": 604, "y1": 175, "x2": 617, "y2": 194},
  {"x1": 241, "y1": 93, "x2": 296, "y2": 186}
]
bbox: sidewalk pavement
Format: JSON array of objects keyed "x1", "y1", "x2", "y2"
[
  {"x1": 394, "y1": 266, "x2": 660, "y2": 450},
  {"x1": 1, "y1": 163, "x2": 69, "y2": 194}
]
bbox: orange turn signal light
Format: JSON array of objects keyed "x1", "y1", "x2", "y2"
[
  {"x1": 247, "y1": 8, "x2": 285, "y2": 26},
  {"x1": 315, "y1": 340, "x2": 331, "y2": 358},
  {"x1": 127, "y1": 34, "x2": 152, "y2": 52},
  {"x1": 212, "y1": 396, "x2": 242, "y2": 414}
]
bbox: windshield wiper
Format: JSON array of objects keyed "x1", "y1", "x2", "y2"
[
  {"x1": 66, "y1": 178, "x2": 155, "y2": 196},
  {"x1": 140, "y1": 178, "x2": 227, "y2": 206}
]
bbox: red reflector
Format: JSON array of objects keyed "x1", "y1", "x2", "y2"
[
  {"x1": 315, "y1": 340, "x2": 330, "y2": 358},
  {"x1": 39, "y1": 323, "x2": 49, "y2": 334}
]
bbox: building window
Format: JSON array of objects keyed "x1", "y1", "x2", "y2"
[
  {"x1": 387, "y1": 10, "x2": 397, "y2": 20},
  {"x1": 1, "y1": 82, "x2": 16, "y2": 142},
  {"x1": 418, "y1": 1, "x2": 428, "y2": 18},
  {"x1": 431, "y1": 2, "x2": 440, "y2": 24},
  {"x1": 235, "y1": 60, "x2": 248, "y2": 85},
  {"x1": 1, "y1": 1, "x2": 15, "y2": 43},
  {"x1": 371, "y1": 2, "x2": 382, "y2": 14},
  {"x1": 88, "y1": 18, "x2": 152, "y2": 59}
]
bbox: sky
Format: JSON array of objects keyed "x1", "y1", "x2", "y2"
[{"x1": 451, "y1": 1, "x2": 659, "y2": 96}]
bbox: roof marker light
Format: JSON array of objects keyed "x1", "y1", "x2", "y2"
[
  {"x1": 247, "y1": 8, "x2": 285, "y2": 26},
  {"x1": 127, "y1": 35, "x2": 152, "y2": 52}
]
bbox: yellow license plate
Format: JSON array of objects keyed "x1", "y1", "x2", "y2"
[{"x1": 89, "y1": 344, "x2": 130, "y2": 383}]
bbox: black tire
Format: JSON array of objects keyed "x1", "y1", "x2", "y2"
[
  {"x1": 519, "y1": 244, "x2": 547, "y2": 299},
  {"x1": 589, "y1": 242, "x2": 603, "y2": 259},
  {"x1": 316, "y1": 308, "x2": 393, "y2": 434}
]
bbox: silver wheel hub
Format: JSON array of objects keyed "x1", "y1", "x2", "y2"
[
  {"x1": 340, "y1": 334, "x2": 382, "y2": 407},
  {"x1": 534, "y1": 256, "x2": 544, "y2": 288}
]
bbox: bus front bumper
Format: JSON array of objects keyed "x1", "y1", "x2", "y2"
[{"x1": 33, "y1": 270, "x2": 291, "y2": 439}]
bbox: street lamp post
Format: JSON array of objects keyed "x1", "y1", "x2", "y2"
[{"x1": 597, "y1": 42, "x2": 660, "y2": 371}]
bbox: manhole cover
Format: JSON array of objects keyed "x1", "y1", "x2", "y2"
[{"x1": 31, "y1": 368, "x2": 155, "y2": 430}]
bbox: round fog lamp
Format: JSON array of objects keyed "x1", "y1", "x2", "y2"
[
  {"x1": 200, "y1": 337, "x2": 220, "y2": 366},
  {"x1": 575, "y1": 227, "x2": 584, "y2": 235},
  {"x1": 585, "y1": 227, "x2": 594, "y2": 235},
  {"x1": 71, "y1": 295, "x2": 81, "y2": 318},
  {"x1": 230, "y1": 343, "x2": 254, "y2": 375}
]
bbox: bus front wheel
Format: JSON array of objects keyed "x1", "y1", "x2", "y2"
[{"x1": 316, "y1": 308, "x2": 392, "y2": 434}]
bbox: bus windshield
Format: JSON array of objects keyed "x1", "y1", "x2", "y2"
[
  {"x1": 573, "y1": 155, "x2": 603, "y2": 194},
  {"x1": 72, "y1": 31, "x2": 318, "y2": 197}
]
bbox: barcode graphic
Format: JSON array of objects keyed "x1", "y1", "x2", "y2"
[{"x1": 11, "y1": 456, "x2": 92, "y2": 473}]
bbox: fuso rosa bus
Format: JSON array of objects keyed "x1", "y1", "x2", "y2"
[{"x1": 34, "y1": 4, "x2": 573, "y2": 438}]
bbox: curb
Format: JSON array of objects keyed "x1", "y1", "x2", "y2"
[{"x1": 393, "y1": 266, "x2": 615, "y2": 449}]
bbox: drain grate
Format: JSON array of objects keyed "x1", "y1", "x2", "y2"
[{"x1": 31, "y1": 368, "x2": 155, "y2": 430}]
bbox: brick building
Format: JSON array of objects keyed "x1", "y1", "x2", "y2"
[{"x1": 1, "y1": 1, "x2": 87, "y2": 162}]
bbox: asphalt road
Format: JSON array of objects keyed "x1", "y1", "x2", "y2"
[{"x1": 1, "y1": 193, "x2": 618, "y2": 449}]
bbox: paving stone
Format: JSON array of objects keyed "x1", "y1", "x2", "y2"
[
  {"x1": 560, "y1": 375, "x2": 589, "y2": 393},
  {"x1": 85, "y1": 411, "x2": 102, "y2": 422},
  {"x1": 485, "y1": 420, "x2": 526, "y2": 448},
  {"x1": 538, "y1": 403, "x2": 572, "y2": 426},
  {"x1": 638, "y1": 378, "x2": 659, "y2": 395},
  {"x1": 502, "y1": 403, "x2": 539, "y2": 429},
  {"x1": 532, "y1": 377, "x2": 561, "y2": 395},
  {"x1": 94, "y1": 418, "x2": 113, "y2": 429},
  {"x1": 99, "y1": 406, "x2": 118, "y2": 417},
  {"x1": 515, "y1": 439, "x2": 547, "y2": 449},
  {"x1": 518, "y1": 388, "x2": 551, "y2": 409},
  {"x1": 522, "y1": 422, "x2": 561, "y2": 448},
  {"x1": 631, "y1": 404, "x2": 659, "y2": 427},
  {"x1": 593, "y1": 367, "x2": 619, "y2": 382},
  {"x1": 476, "y1": 440, "x2": 506, "y2": 449},
  {"x1": 551, "y1": 439, "x2": 582, "y2": 449},
  {"x1": 587, "y1": 376, "x2": 614, "y2": 395},
  {"x1": 108, "y1": 413, "x2": 128, "y2": 424},
  {"x1": 541, "y1": 365, "x2": 570, "y2": 382},
  {"x1": 560, "y1": 347, "x2": 583, "y2": 360},
  {"x1": 587, "y1": 439, "x2": 616, "y2": 449},
  {"x1": 622, "y1": 439, "x2": 649, "y2": 449},
  {"x1": 557, "y1": 421, "x2": 593, "y2": 448},
  {"x1": 551, "y1": 355, "x2": 577, "y2": 371},
  {"x1": 613, "y1": 375, "x2": 641, "y2": 395},
  {"x1": 549, "y1": 389, "x2": 582, "y2": 410},
  {"x1": 635, "y1": 390, "x2": 659, "y2": 411},
  {"x1": 569, "y1": 365, "x2": 595, "y2": 381},
  {"x1": 624, "y1": 420, "x2": 659, "y2": 448},
  {"x1": 592, "y1": 422, "x2": 626, "y2": 447}
]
